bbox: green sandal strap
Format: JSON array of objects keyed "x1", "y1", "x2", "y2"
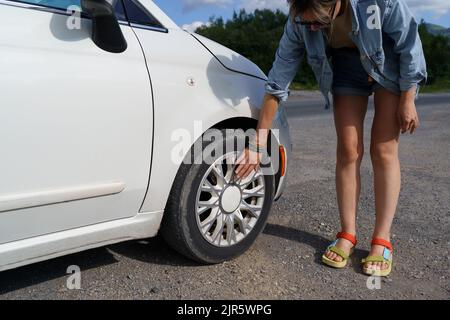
[
  {"x1": 328, "y1": 246, "x2": 349, "y2": 260},
  {"x1": 361, "y1": 255, "x2": 390, "y2": 264}
]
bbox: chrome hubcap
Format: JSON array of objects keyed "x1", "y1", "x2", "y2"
[
  {"x1": 195, "y1": 152, "x2": 265, "y2": 247},
  {"x1": 220, "y1": 185, "x2": 242, "y2": 213}
]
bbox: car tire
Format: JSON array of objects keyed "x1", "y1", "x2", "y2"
[{"x1": 160, "y1": 128, "x2": 275, "y2": 264}]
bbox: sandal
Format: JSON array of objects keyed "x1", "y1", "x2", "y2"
[
  {"x1": 362, "y1": 238, "x2": 393, "y2": 277},
  {"x1": 322, "y1": 231, "x2": 357, "y2": 268}
]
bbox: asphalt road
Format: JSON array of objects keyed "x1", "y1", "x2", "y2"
[{"x1": 0, "y1": 92, "x2": 449, "y2": 300}]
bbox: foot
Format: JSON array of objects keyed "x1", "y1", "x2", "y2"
[
  {"x1": 324, "y1": 238, "x2": 354, "y2": 262},
  {"x1": 364, "y1": 244, "x2": 389, "y2": 271}
]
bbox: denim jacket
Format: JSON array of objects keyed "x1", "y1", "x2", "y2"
[{"x1": 265, "y1": 0, "x2": 428, "y2": 109}]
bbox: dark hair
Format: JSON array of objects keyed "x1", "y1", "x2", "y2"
[{"x1": 287, "y1": 0, "x2": 338, "y2": 23}]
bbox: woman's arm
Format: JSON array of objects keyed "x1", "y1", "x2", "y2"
[
  {"x1": 398, "y1": 85, "x2": 419, "y2": 134},
  {"x1": 234, "y1": 94, "x2": 279, "y2": 179},
  {"x1": 265, "y1": 16, "x2": 306, "y2": 102},
  {"x1": 256, "y1": 94, "x2": 281, "y2": 144},
  {"x1": 382, "y1": 0, "x2": 427, "y2": 92},
  {"x1": 235, "y1": 17, "x2": 305, "y2": 179},
  {"x1": 382, "y1": 0, "x2": 425, "y2": 135}
]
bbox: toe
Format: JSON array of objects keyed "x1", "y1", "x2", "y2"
[{"x1": 334, "y1": 255, "x2": 343, "y2": 262}]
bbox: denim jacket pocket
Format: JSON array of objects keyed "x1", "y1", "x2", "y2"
[
  {"x1": 367, "y1": 49, "x2": 386, "y2": 78},
  {"x1": 369, "y1": 49, "x2": 384, "y2": 66}
]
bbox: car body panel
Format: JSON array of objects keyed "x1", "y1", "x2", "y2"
[
  {"x1": 190, "y1": 32, "x2": 267, "y2": 80},
  {"x1": 0, "y1": 210, "x2": 164, "y2": 272},
  {"x1": 0, "y1": 4, "x2": 153, "y2": 244},
  {"x1": 132, "y1": 26, "x2": 274, "y2": 213},
  {"x1": 0, "y1": 0, "x2": 291, "y2": 271}
]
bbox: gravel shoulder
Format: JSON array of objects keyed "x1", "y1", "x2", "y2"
[{"x1": 0, "y1": 92, "x2": 449, "y2": 300}]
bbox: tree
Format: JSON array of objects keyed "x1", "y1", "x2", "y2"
[
  {"x1": 196, "y1": 12, "x2": 450, "y2": 90},
  {"x1": 418, "y1": 20, "x2": 450, "y2": 85}
]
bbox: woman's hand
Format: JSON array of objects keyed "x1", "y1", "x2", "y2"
[
  {"x1": 234, "y1": 93, "x2": 279, "y2": 179},
  {"x1": 397, "y1": 87, "x2": 419, "y2": 134},
  {"x1": 234, "y1": 148, "x2": 263, "y2": 179}
]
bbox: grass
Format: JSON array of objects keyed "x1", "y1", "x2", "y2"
[
  {"x1": 419, "y1": 81, "x2": 450, "y2": 93},
  {"x1": 290, "y1": 82, "x2": 319, "y2": 91}
]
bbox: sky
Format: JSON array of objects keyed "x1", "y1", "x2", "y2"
[{"x1": 153, "y1": 0, "x2": 450, "y2": 31}]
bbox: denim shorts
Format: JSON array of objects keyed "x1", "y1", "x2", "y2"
[{"x1": 330, "y1": 47, "x2": 383, "y2": 96}]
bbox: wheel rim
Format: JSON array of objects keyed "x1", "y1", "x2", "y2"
[{"x1": 195, "y1": 151, "x2": 265, "y2": 247}]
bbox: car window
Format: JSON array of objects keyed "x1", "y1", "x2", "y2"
[
  {"x1": 10, "y1": 0, "x2": 80, "y2": 10},
  {"x1": 10, "y1": 0, "x2": 127, "y2": 21},
  {"x1": 122, "y1": 0, "x2": 164, "y2": 28}
]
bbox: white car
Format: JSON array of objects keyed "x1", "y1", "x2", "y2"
[{"x1": 0, "y1": 0, "x2": 292, "y2": 271}]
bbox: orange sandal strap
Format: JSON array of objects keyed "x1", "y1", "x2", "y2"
[
  {"x1": 371, "y1": 238, "x2": 393, "y2": 251},
  {"x1": 336, "y1": 232, "x2": 357, "y2": 246}
]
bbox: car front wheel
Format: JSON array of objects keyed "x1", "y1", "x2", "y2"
[{"x1": 161, "y1": 128, "x2": 275, "y2": 264}]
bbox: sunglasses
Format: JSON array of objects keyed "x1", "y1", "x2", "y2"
[{"x1": 299, "y1": 2, "x2": 337, "y2": 28}]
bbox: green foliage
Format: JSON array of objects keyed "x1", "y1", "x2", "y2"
[
  {"x1": 419, "y1": 20, "x2": 450, "y2": 87},
  {"x1": 196, "y1": 10, "x2": 450, "y2": 91},
  {"x1": 196, "y1": 9, "x2": 289, "y2": 78}
]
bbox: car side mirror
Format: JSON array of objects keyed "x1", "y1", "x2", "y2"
[{"x1": 81, "y1": 0, "x2": 127, "y2": 53}]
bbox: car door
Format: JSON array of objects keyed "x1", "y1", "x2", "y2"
[{"x1": 0, "y1": 0, "x2": 153, "y2": 244}]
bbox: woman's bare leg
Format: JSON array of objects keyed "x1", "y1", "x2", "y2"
[
  {"x1": 325, "y1": 95, "x2": 368, "y2": 262},
  {"x1": 365, "y1": 88, "x2": 401, "y2": 271}
]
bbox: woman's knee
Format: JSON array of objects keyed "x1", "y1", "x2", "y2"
[
  {"x1": 337, "y1": 140, "x2": 364, "y2": 165},
  {"x1": 370, "y1": 142, "x2": 399, "y2": 167}
]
